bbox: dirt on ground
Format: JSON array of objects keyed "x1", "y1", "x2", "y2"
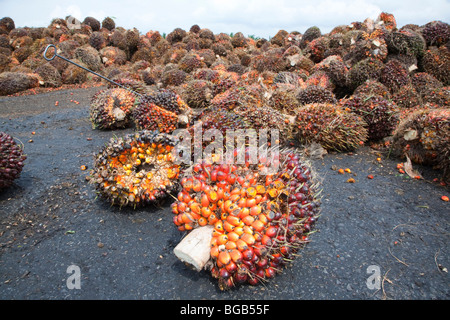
[{"x1": 0, "y1": 86, "x2": 449, "y2": 300}]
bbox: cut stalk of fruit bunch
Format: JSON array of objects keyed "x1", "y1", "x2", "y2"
[{"x1": 171, "y1": 147, "x2": 321, "y2": 290}]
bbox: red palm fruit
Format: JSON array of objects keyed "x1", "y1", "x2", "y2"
[
  {"x1": 218, "y1": 250, "x2": 231, "y2": 266},
  {"x1": 256, "y1": 268, "x2": 265, "y2": 280},
  {"x1": 178, "y1": 225, "x2": 186, "y2": 232},
  {"x1": 248, "y1": 276, "x2": 260, "y2": 286},
  {"x1": 237, "y1": 197, "x2": 247, "y2": 208},
  {"x1": 210, "y1": 169, "x2": 218, "y2": 182},
  {"x1": 234, "y1": 272, "x2": 248, "y2": 284},
  {"x1": 216, "y1": 188, "x2": 224, "y2": 200},
  {"x1": 251, "y1": 220, "x2": 265, "y2": 232},
  {"x1": 173, "y1": 215, "x2": 180, "y2": 226},
  {"x1": 242, "y1": 248, "x2": 254, "y2": 261},
  {"x1": 200, "y1": 193, "x2": 210, "y2": 207},
  {"x1": 225, "y1": 260, "x2": 238, "y2": 273},
  {"x1": 219, "y1": 267, "x2": 230, "y2": 279},
  {"x1": 216, "y1": 171, "x2": 227, "y2": 182},
  {"x1": 240, "y1": 233, "x2": 256, "y2": 246},
  {"x1": 253, "y1": 244, "x2": 267, "y2": 257},
  {"x1": 210, "y1": 266, "x2": 220, "y2": 278},
  {"x1": 223, "y1": 199, "x2": 233, "y2": 213},
  {"x1": 182, "y1": 178, "x2": 193, "y2": 192},
  {"x1": 230, "y1": 249, "x2": 243, "y2": 263},
  {"x1": 261, "y1": 234, "x2": 273, "y2": 247},
  {"x1": 257, "y1": 257, "x2": 268, "y2": 268},
  {"x1": 265, "y1": 267, "x2": 276, "y2": 279},
  {"x1": 226, "y1": 173, "x2": 236, "y2": 185},
  {"x1": 265, "y1": 225, "x2": 278, "y2": 238},
  {"x1": 177, "y1": 202, "x2": 187, "y2": 213},
  {"x1": 280, "y1": 245, "x2": 291, "y2": 257},
  {"x1": 236, "y1": 239, "x2": 248, "y2": 251}
]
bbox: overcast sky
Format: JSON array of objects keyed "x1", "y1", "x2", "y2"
[{"x1": 1, "y1": 0, "x2": 449, "y2": 38}]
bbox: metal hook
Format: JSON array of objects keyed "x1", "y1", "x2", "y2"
[{"x1": 43, "y1": 44, "x2": 144, "y2": 98}]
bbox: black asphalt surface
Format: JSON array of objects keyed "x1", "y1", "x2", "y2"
[{"x1": 0, "y1": 86, "x2": 449, "y2": 301}]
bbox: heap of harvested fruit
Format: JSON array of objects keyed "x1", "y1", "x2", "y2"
[
  {"x1": 88, "y1": 130, "x2": 181, "y2": 207},
  {"x1": 171, "y1": 148, "x2": 321, "y2": 290},
  {"x1": 293, "y1": 103, "x2": 368, "y2": 152},
  {"x1": 391, "y1": 108, "x2": 450, "y2": 181},
  {"x1": 0, "y1": 132, "x2": 27, "y2": 190},
  {"x1": 132, "y1": 89, "x2": 192, "y2": 134},
  {"x1": 89, "y1": 87, "x2": 136, "y2": 130}
]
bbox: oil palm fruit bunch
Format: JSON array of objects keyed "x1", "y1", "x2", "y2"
[
  {"x1": 171, "y1": 148, "x2": 321, "y2": 290},
  {"x1": 0, "y1": 132, "x2": 27, "y2": 190},
  {"x1": 89, "y1": 130, "x2": 181, "y2": 207},
  {"x1": 293, "y1": 103, "x2": 368, "y2": 152},
  {"x1": 90, "y1": 88, "x2": 136, "y2": 130},
  {"x1": 392, "y1": 108, "x2": 450, "y2": 181},
  {"x1": 132, "y1": 89, "x2": 192, "y2": 134},
  {"x1": 296, "y1": 84, "x2": 337, "y2": 106},
  {"x1": 340, "y1": 95, "x2": 399, "y2": 141}
]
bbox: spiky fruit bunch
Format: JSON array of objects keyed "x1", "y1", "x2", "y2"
[
  {"x1": 353, "y1": 80, "x2": 391, "y2": 99},
  {"x1": 101, "y1": 17, "x2": 115, "y2": 31},
  {"x1": 89, "y1": 130, "x2": 181, "y2": 207},
  {"x1": 299, "y1": 26, "x2": 321, "y2": 49},
  {"x1": 341, "y1": 95, "x2": 399, "y2": 141},
  {"x1": 268, "y1": 83, "x2": 299, "y2": 116},
  {"x1": 0, "y1": 132, "x2": 27, "y2": 190},
  {"x1": 293, "y1": 103, "x2": 368, "y2": 152},
  {"x1": 379, "y1": 59, "x2": 410, "y2": 93},
  {"x1": 421, "y1": 21, "x2": 450, "y2": 47},
  {"x1": 181, "y1": 79, "x2": 214, "y2": 109},
  {"x1": 346, "y1": 57, "x2": 384, "y2": 91},
  {"x1": 421, "y1": 46, "x2": 450, "y2": 86},
  {"x1": 132, "y1": 89, "x2": 192, "y2": 133},
  {"x1": 376, "y1": 12, "x2": 397, "y2": 30},
  {"x1": 178, "y1": 52, "x2": 207, "y2": 73},
  {"x1": 171, "y1": 149, "x2": 321, "y2": 290},
  {"x1": 312, "y1": 55, "x2": 348, "y2": 89},
  {"x1": 89, "y1": 88, "x2": 136, "y2": 130},
  {"x1": 392, "y1": 108, "x2": 450, "y2": 180},
  {"x1": 392, "y1": 84, "x2": 422, "y2": 109},
  {"x1": 386, "y1": 29, "x2": 426, "y2": 59},
  {"x1": 296, "y1": 85, "x2": 337, "y2": 106},
  {"x1": 83, "y1": 17, "x2": 101, "y2": 32}
]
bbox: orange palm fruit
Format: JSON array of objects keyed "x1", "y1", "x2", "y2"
[
  {"x1": 218, "y1": 250, "x2": 231, "y2": 265},
  {"x1": 210, "y1": 245, "x2": 220, "y2": 259},
  {"x1": 246, "y1": 197, "x2": 256, "y2": 208},
  {"x1": 201, "y1": 207, "x2": 212, "y2": 218},
  {"x1": 216, "y1": 234, "x2": 228, "y2": 245},
  {"x1": 236, "y1": 239, "x2": 248, "y2": 251},
  {"x1": 238, "y1": 207, "x2": 250, "y2": 219},
  {"x1": 249, "y1": 205, "x2": 262, "y2": 216},
  {"x1": 214, "y1": 220, "x2": 224, "y2": 232},
  {"x1": 240, "y1": 232, "x2": 256, "y2": 246},
  {"x1": 242, "y1": 215, "x2": 255, "y2": 226},
  {"x1": 233, "y1": 227, "x2": 244, "y2": 236},
  {"x1": 200, "y1": 194, "x2": 210, "y2": 207},
  {"x1": 225, "y1": 240, "x2": 237, "y2": 250},
  {"x1": 230, "y1": 249, "x2": 243, "y2": 263},
  {"x1": 226, "y1": 215, "x2": 241, "y2": 227},
  {"x1": 223, "y1": 220, "x2": 235, "y2": 233},
  {"x1": 208, "y1": 190, "x2": 218, "y2": 203},
  {"x1": 198, "y1": 217, "x2": 207, "y2": 226},
  {"x1": 251, "y1": 220, "x2": 265, "y2": 232},
  {"x1": 227, "y1": 231, "x2": 240, "y2": 242}
]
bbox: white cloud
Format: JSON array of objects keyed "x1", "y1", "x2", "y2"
[{"x1": 0, "y1": 0, "x2": 448, "y2": 38}]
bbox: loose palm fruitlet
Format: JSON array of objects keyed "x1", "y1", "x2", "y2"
[
  {"x1": 90, "y1": 88, "x2": 137, "y2": 130},
  {"x1": 89, "y1": 130, "x2": 181, "y2": 207},
  {"x1": 172, "y1": 149, "x2": 321, "y2": 290},
  {"x1": 0, "y1": 132, "x2": 27, "y2": 190}
]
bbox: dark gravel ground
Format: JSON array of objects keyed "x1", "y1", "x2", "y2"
[{"x1": 0, "y1": 86, "x2": 449, "y2": 301}]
